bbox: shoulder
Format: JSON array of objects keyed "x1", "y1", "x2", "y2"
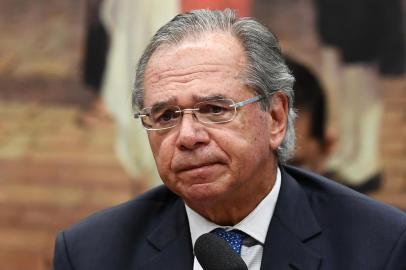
[
  {"x1": 53, "y1": 186, "x2": 183, "y2": 269},
  {"x1": 282, "y1": 165, "x2": 406, "y2": 268},
  {"x1": 283, "y1": 165, "x2": 406, "y2": 233},
  {"x1": 281, "y1": 165, "x2": 406, "y2": 268},
  {"x1": 62, "y1": 185, "x2": 180, "y2": 241}
]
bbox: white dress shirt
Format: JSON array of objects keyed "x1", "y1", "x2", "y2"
[{"x1": 185, "y1": 167, "x2": 281, "y2": 270}]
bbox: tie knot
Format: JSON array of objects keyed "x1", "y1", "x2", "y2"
[{"x1": 211, "y1": 228, "x2": 246, "y2": 255}]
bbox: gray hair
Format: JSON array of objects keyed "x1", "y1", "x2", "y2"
[{"x1": 133, "y1": 9, "x2": 296, "y2": 163}]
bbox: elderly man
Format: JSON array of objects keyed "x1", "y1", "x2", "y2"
[{"x1": 53, "y1": 9, "x2": 406, "y2": 270}]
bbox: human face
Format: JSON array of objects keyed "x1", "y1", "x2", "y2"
[
  {"x1": 143, "y1": 32, "x2": 278, "y2": 209},
  {"x1": 292, "y1": 110, "x2": 328, "y2": 173}
]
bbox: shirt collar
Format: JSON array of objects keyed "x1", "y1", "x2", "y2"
[{"x1": 185, "y1": 167, "x2": 281, "y2": 247}]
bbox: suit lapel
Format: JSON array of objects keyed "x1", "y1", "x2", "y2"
[
  {"x1": 261, "y1": 167, "x2": 322, "y2": 270},
  {"x1": 136, "y1": 198, "x2": 194, "y2": 270},
  {"x1": 134, "y1": 167, "x2": 322, "y2": 270}
]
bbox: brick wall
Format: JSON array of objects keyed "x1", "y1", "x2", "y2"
[{"x1": 0, "y1": 97, "x2": 140, "y2": 270}]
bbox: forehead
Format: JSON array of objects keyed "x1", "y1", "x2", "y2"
[{"x1": 143, "y1": 32, "x2": 249, "y2": 107}]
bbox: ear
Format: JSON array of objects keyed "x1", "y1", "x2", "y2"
[{"x1": 268, "y1": 92, "x2": 289, "y2": 151}]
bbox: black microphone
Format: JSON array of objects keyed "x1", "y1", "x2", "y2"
[{"x1": 194, "y1": 233, "x2": 248, "y2": 270}]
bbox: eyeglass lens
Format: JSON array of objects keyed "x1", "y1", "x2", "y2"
[{"x1": 141, "y1": 99, "x2": 236, "y2": 130}]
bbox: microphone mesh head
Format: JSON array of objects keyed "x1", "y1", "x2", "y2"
[{"x1": 194, "y1": 233, "x2": 248, "y2": 270}]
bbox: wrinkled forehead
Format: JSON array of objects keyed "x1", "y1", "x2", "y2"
[
  {"x1": 142, "y1": 32, "x2": 249, "y2": 106},
  {"x1": 145, "y1": 32, "x2": 246, "y2": 83}
]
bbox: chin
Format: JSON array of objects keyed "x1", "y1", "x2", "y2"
[
  {"x1": 166, "y1": 167, "x2": 231, "y2": 203},
  {"x1": 182, "y1": 181, "x2": 226, "y2": 206}
]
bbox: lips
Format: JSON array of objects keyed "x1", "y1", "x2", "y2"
[
  {"x1": 174, "y1": 162, "x2": 221, "y2": 173},
  {"x1": 171, "y1": 152, "x2": 228, "y2": 173}
]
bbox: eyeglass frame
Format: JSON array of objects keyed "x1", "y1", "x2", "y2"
[{"x1": 134, "y1": 95, "x2": 264, "y2": 131}]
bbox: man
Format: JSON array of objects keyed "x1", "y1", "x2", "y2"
[
  {"x1": 286, "y1": 57, "x2": 335, "y2": 175},
  {"x1": 53, "y1": 9, "x2": 406, "y2": 270},
  {"x1": 287, "y1": 57, "x2": 382, "y2": 193}
]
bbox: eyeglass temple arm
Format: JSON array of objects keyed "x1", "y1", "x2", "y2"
[
  {"x1": 233, "y1": 95, "x2": 264, "y2": 108},
  {"x1": 134, "y1": 112, "x2": 148, "y2": 119}
]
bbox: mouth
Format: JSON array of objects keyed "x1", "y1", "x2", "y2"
[
  {"x1": 176, "y1": 162, "x2": 221, "y2": 173},
  {"x1": 175, "y1": 163, "x2": 225, "y2": 184}
]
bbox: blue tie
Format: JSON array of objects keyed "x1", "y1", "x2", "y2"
[{"x1": 211, "y1": 228, "x2": 246, "y2": 255}]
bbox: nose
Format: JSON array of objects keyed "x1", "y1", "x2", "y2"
[{"x1": 175, "y1": 112, "x2": 210, "y2": 150}]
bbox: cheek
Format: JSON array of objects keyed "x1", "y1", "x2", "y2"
[
  {"x1": 241, "y1": 112, "x2": 271, "y2": 146},
  {"x1": 216, "y1": 119, "x2": 270, "y2": 169},
  {"x1": 148, "y1": 134, "x2": 174, "y2": 171},
  {"x1": 240, "y1": 114, "x2": 272, "y2": 161}
]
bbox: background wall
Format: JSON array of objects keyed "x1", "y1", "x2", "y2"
[{"x1": 0, "y1": 1, "x2": 138, "y2": 269}]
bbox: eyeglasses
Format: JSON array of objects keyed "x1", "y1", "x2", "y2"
[{"x1": 134, "y1": 95, "x2": 264, "y2": 131}]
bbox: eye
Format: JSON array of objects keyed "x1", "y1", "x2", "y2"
[
  {"x1": 154, "y1": 108, "x2": 180, "y2": 123},
  {"x1": 199, "y1": 103, "x2": 229, "y2": 115},
  {"x1": 161, "y1": 110, "x2": 174, "y2": 121}
]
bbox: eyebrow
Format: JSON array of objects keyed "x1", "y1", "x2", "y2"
[
  {"x1": 193, "y1": 94, "x2": 227, "y2": 102},
  {"x1": 148, "y1": 94, "x2": 227, "y2": 110},
  {"x1": 149, "y1": 97, "x2": 178, "y2": 111}
]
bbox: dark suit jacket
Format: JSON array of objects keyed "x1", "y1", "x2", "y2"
[{"x1": 53, "y1": 166, "x2": 406, "y2": 269}]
